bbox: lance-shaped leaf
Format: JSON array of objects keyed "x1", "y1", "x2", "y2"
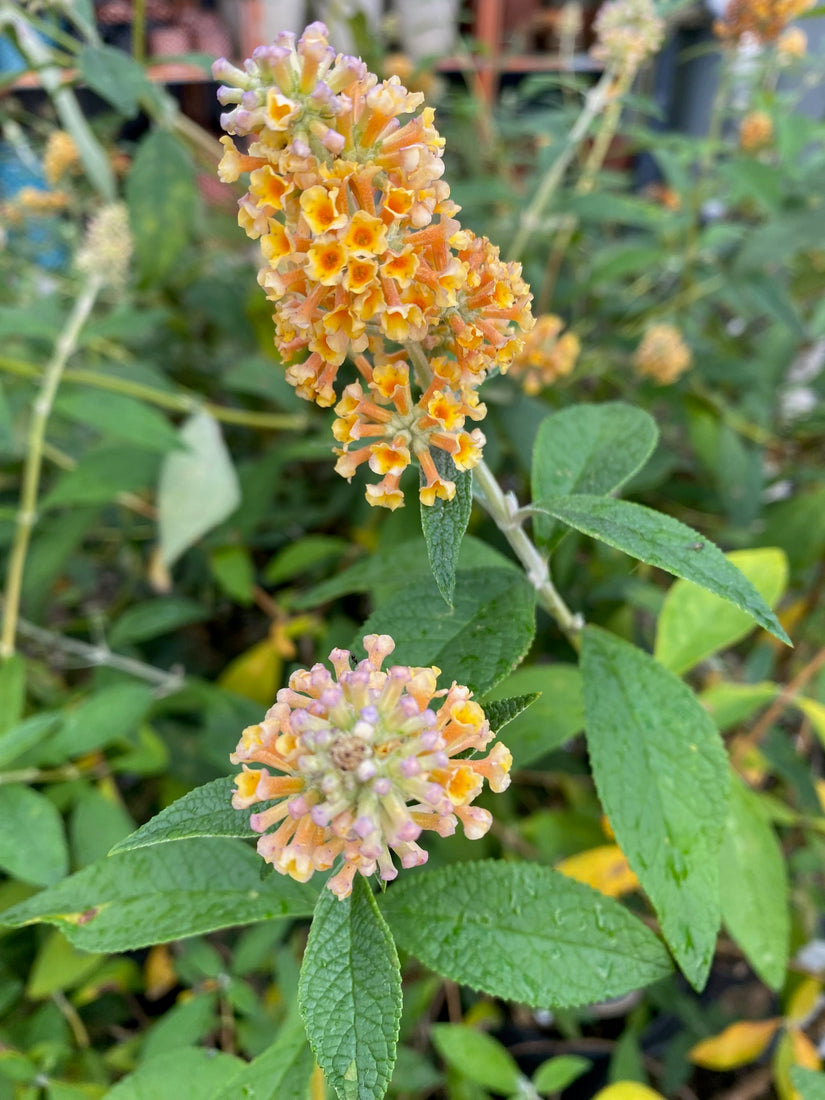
[
  {"x1": 379, "y1": 861, "x2": 671, "y2": 1007},
  {"x1": 420, "y1": 451, "x2": 473, "y2": 606},
  {"x1": 300, "y1": 878, "x2": 401, "y2": 1100},
  {"x1": 483, "y1": 693, "x2": 540, "y2": 735},
  {"x1": 110, "y1": 777, "x2": 254, "y2": 854},
  {"x1": 359, "y1": 567, "x2": 535, "y2": 696},
  {"x1": 537, "y1": 495, "x2": 790, "y2": 644},
  {"x1": 0, "y1": 838, "x2": 317, "y2": 952},
  {"x1": 581, "y1": 627, "x2": 730, "y2": 989},
  {"x1": 720, "y1": 776, "x2": 789, "y2": 991},
  {"x1": 532, "y1": 403, "x2": 658, "y2": 547}
]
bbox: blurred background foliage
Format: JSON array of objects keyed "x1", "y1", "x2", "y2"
[{"x1": 0, "y1": 1, "x2": 824, "y2": 1097}]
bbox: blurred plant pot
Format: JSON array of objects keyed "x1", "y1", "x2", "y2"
[
  {"x1": 316, "y1": 0, "x2": 384, "y2": 54},
  {"x1": 229, "y1": 0, "x2": 307, "y2": 58},
  {"x1": 394, "y1": 0, "x2": 458, "y2": 60}
]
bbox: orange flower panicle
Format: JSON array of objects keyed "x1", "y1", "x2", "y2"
[{"x1": 214, "y1": 22, "x2": 534, "y2": 508}]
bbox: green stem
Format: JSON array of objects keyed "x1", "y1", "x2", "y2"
[
  {"x1": 539, "y1": 67, "x2": 632, "y2": 311},
  {"x1": 473, "y1": 460, "x2": 583, "y2": 649},
  {"x1": 508, "y1": 67, "x2": 616, "y2": 263},
  {"x1": 1, "y1": 276, "x2": 103, "y2": 658},
  {"x1": 0, "y1": 355, "x2": 307, "y2": 432},
  {"x1": 132, "y1": 0, "x2": 146, "y2": 64}
]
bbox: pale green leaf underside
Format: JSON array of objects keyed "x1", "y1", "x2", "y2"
[
  {"x1": 655, "y1": 547, "x2": 788, "y2": 674},
  {"x1": 0, "y1": 838, "x2": 317, "y2": 952},
  {"x1": 791, "y1": 1067, "x2": 825, "y2": 1100},
  {"x1": 300, "y1": 878, "x2": 401, "y2": 1100},
  {"x1": 532, "y1": 402, "x2": 659, "y2": 546},
  {"x1": 720, "y1": 775, "x2": 789, "y2": 991},
  {"x1": 581, "y1": 627, "x2": 729, "y2": 990},
  {"x1": 379, "y1": 861, "x2": 672, "y2": 1008},
  {"x1": 110, "y1": 777, "x2": 253, "y2": 853},
  {"x1": 358, "y1": 566, "x2": 535, "y2": 696},
  {"x1": 538, "y1": 495, "x2": 790, "y2": 644},
  {"x1": 420, "y1": 451, "x2": 472, "y2": 606}
]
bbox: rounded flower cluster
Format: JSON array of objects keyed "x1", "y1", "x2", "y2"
[
  {"x1": 634, "y1": 323, "x2": 692, "y2": 385},
  {"x1": 231, "y1": 634, "x2": 512, "y2": 899},
  {"x1": 739, "y1": 110, "x2": 774, "y2": 152},
  {"x1": 591, "y1": 0, "x2": 665, "y2": 72},
  {"x1": 214, "y1": 23, "x2": 533, "y2": 508},
  {"x1": 508, "y1": 314, "x2": 581, "y2": 395},
  {"x1": 714, "y1": 0, "x2": 814, "y2": 44}
]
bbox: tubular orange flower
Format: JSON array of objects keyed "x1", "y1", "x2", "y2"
[
  {"x1": 214, "y1": 22, "x2": 534, "y2": 507},
  {"x1": 231, "y1": 634, "x2": 511, "y2": 899}
]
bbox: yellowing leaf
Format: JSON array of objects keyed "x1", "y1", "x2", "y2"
[
  {"x1": 218, "y1": 634, "x2": 283, "y2": 706},
  {"x1": 144, "y1": 944, "x2": 177, "y2": 1001},
  {"x1": 556, "y1": 844, "x2": 640, "y2": 899},
  {"x1": 786, "y1": 978, "x2": 822, "y2": 1024},
  {"x1": 593, "y1": 1084, "x2": 667, "y2": 1100},
  {"x1": 689, "y1": 1019, "x2": 781, "y2": 1070},
  {"x1": 815, "y1": 779, "x2": 825, "y2": 815},
  {"x1": 797, "y1": 698, "x2": 825, "y2": 747},
  {"x1": 790, "y1": 1027, "x2": 822, "y2": 1072}
]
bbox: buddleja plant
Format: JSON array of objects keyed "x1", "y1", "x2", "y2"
[{"x1": 0, "y1": 20, "x2": 795, "y2": 1100}]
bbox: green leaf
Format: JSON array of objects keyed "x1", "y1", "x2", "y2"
[
  {"x1": 37, "y1": 683, "x2": 154, "y2": 765},
  {"x1": 379, "y1": 861, "x2": 672, "y2": 1008},
  {"x1": 655, "y1": 548, "x2": 788, "y2": 674},
  {"x1": 42, "y1": 446, "x2": 161, "y2": 508},
  {"x1": 538, "y1": 496, "x2": 790, "y2": 645},
  {"x1": 581, "y1": 627, "x2": 730, "y2": 989},
  {"x1": 483, "y1": 665, "x2": 583, "y2": 767},
  {"x1": 420, "y1": 451, "x2": 472, "y2": 606},
  {"x1": 77, "y1": 44, "x2": 150, "y2": 118},
  {"x1": 532, "y1": 1055, "x2": 590, "y2": 1094},
  {"x1": 299, "y1": 877, "x2": 401, "y2": 1100},
  {"x1": 699, "y1": 682, "x2": 778, "y2": 732},
  {"x1": 791, "y1": 1067, "x2": 825, "y2": 1100},
  {"x1": 70, "y1": 789, "x2": 135, "y2": 868},
  {"x1": 109, "y1": 597, "x2": 209, "y2": 647},
  {"x1": 0, "y1": 838, "x2": 318, "y2": 952},
  {"x1": 110, "y1": 777, "x2": 255, "y2": 853},
  {"x1": 0, "y1": 713, "x2": 60, "y2": 769},
  {"x1": 0, "y1": 785, "x2": 69, "y2": 887},
  {"x1": 158, "y1": 411, "x2": 241, "y2": 568},
  {"x1": 532, "y1": 403, "x2": 658, "y2": 546},
  {"x1": 0, "y1": 655, "x2": 26, "y2": 736},
  {"x1": 483, "y1": 693, "x2": 539, "y2": 736},
  {"x1": 54, "y1": 390, "x2": 180, "y2": 454},
  {"x1": 264, "y1": 535, "x2": 349, "y2": 586},
  {"x1": 430, "y1": 1025, "x2": 521, "y2": 1094},
  {"x1": 211, "y1": 1011, "x2": 315, "y2": 1100},
  {"x1": 126, "y1": 129, "x2": 199, "y2": 284},
  {"x1": 210, "y1": 546, "x2": 255, "y2": 605},
  {"x1": 720, "y1": 775, "x2": 789, "y2": 991},
  {"x1": 26, "y1": 931, "x2": 103, "y2": 999},
  {"x1": 105, "y1": 1049, "x2": 243, "y2": 1100},
  {"x1": 359, "y1": 567, "x2": 535, "y2": 696},
  {"x1": 141, "y1": 994, "x2": 218, "y2": 1062}
]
